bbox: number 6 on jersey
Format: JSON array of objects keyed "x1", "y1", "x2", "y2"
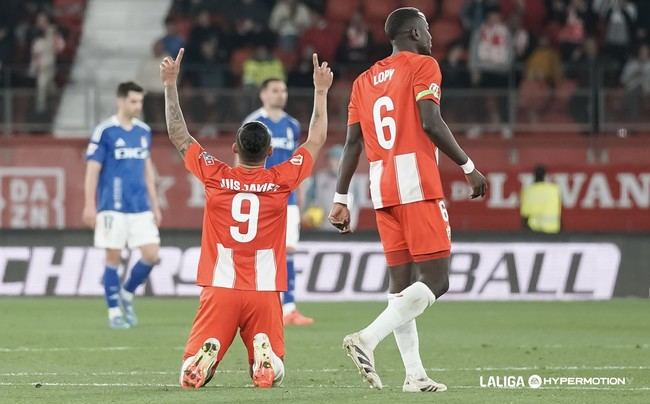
[{"x1": 373, "y1": 96, "x2": 396, "y2": 150}]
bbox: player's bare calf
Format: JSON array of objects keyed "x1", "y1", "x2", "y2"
[{"x1": 180, "y1": 338, "x2": 220, "y2": 389}]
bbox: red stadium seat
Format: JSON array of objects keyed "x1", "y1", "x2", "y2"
[
  {"x1": 441, "y1": 0, "x2": 465, "y2": 18},
  {"x1": 430, "y1": 18, "x2": 463, "y2": 51},
  {"x1": 362, "y1": 0, "x2": 398, "y2": 22},
  {"x1": 400, "y1": 0, "x2": 438, "y2": 19},
  {"x1": 368, "y1": 21, "x2": 389, "y2": 44},
  {"x1": 273, "y1": 48, "x2": 298, "y2": 71},
  {"x1": 230, "y1": 48, "x2": 253, "y2": 78},
  {"x1": 326, "y1": 0, "x2": 361, "y2": 22}
]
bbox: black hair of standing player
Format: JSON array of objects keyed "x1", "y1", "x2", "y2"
[
  {"x1": 236, "y1": 121, "x2": 272, "y2": 163},
  {"x1": 259, "y1": 77, "x2": 285, "y2": 91},
  {"x1": 385, "y1": 7, "x2": 422, "y2": 41},
  {"x1": 116, "y1": 81, "x2": 144, "y2": 97}
]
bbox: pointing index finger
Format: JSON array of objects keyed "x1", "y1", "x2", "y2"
[
  {"x1": 175, "y1": 48, "x2": 185, "y2": 65},
  {"x1": 312, "y1": 53, "x2": 319, "y2": 69}
]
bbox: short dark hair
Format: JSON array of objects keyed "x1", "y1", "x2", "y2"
[
  {"x1": 385, "y1": 7, "x2": 421, "y2": 41},
  {"x1": 260, "y1": 78, "x2": 285, "y2": 91},
  {"x1": 236, "y1": 121, "x2": 272, "y2": 163},
  {"x1": 117, "y1": 81, "x2": 144, "y2": 97}
]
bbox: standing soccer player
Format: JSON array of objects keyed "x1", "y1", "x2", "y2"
[
  {"x1": 83, "y1": 82, "x2": 162, "y2": 329},
  {"x1": 243, "y1": 79, "x2": 314, "y2": 325},
  {"x1": 329, "y1": 8, "x2": 487, "y2": 392},
  {"x1": 160, "y1": 49, "x2": 332, "y2": 388}
]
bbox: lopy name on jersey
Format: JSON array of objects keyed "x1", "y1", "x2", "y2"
[
  {"x1": 373, "y1": 68, "x2": 395, "y2": 86},
  {"x1": 220, "y1": 178, "x2": 280, "y2": 193}
]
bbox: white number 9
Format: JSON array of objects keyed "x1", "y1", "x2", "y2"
[{"x1": 230, "y1": 193, "x2": 260, "y2": 243}]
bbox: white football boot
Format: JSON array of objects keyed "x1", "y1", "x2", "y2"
[
  {"x1": 342, "y1": 333, "x2": 383, "y2": 390},
  {"x1": 403, "y1": 376, "x2": 447, "y2": 393}
]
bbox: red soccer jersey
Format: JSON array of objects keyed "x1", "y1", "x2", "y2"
[
  {"x1": 348, "y1": 51, "x2": 445, "y2": 209},
  {"x1": 184, "y1": 142, "x2": 313, "y2": 291}
]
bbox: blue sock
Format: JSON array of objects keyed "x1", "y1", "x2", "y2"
[
  {"x1": 103, "y1": 266, "x2": 121, "y2": 308},
  {"x1": 283, "y1": 256, "x2": 296, "y2": 306},
  {"x1": 123, "y1": 260, "x2": 155, "y2": 294}
]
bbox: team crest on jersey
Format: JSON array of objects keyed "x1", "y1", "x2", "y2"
[
  {"x1": 290, "y1": 154, "x2": 304, "y2": 166},
  {"x1": 200, "y1": 151, "x2": 216, "y2": 166},
  {"x1": 429, "y1": 83, "x2": 441, "y2": 101},
  {"x1": 141, "y1": 137, "x2": 148, "y2": 148}
]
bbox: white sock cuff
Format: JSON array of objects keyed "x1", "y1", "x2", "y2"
[{"x1": 411, "y1": 282, "x2": 436, "y2": 307}]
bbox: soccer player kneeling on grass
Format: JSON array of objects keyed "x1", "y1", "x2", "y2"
[{"x1": 160, "y1": 48, "x2": 333, "y2": 388}]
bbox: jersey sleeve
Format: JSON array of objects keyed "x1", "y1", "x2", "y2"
[
  {"x1": 183, "y1": 142, "x2": 228, "y2": 184},
  {"x1": 413, "y1": 57, "x2": 442, "y2": 105},
  {"x1": 86, "y1": 127, "x2": 108, "y2": 163},
  {"x1": 272, "y1": 147, "x2": 314, "y2": 192},
  {"x1": 347, "y1": 80, "x2": 360, "y2": 125}
]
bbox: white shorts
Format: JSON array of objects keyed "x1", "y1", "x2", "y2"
[
  {"x1": 286, "y1": 205, "x2": 300, "y2": 250},
  {"x1": 94, "y1": 210, "x2": 160, "y2": 250}
]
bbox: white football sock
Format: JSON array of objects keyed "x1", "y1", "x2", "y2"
[
  {"x1": 359, "y1": 282, "x2": 435, "y2": 351},
  {"x1": 282, "y1": 302, "x2": 296, "y2": 315},
  {"x1": 121, "y1": 289, "x2": 134, "y2": 302},
  {"x1": 390, "y1": 294, "x2": 428, "y2": 380},
  {"x1": 108, "y1": 307, "x2": 122, "y2": 320}
]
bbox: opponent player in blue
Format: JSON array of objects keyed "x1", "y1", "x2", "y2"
[
  {"x1": 83, "y1": 81, "x2": 162, "y2": 329},
  {"x1": 244, "y1": 78, "x2": 314, "y2": 325}
]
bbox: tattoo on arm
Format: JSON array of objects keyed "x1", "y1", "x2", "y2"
[{"x1": 164, "y1": 84, "x2": 195, "y2": 157}]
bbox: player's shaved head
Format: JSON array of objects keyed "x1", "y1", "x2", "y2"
[
  {"x1": 385, "y1": 7, "x2": 431, "y2": 56},
  {"x1": 385, "y1": 7, "x2": 424, "y2": 40},
  {"x1": 236, "y1": 121, "x2": 272, "y2": 164}
]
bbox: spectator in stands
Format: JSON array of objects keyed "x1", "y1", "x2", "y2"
[
  {"x1": 185, "y1": 10, "x2": 225, "y2": 61},
  {"x1": 160, "y1": 17, "x2": 185, "y2": 58},
  {"x1": 0, "y1": 25, "x2": 11, "y2": 79},
  {"x1": 137, "y1": 40, "x2": 168, "y2": 130},
  {"x1": 509, "y1": 14, "x2": 531, "y2": 66},
  {"x1": 621, "y1": 43, "x2": 650, "y2": 123},
  {"x1": 461, "y1": 0, "x2": 500, "y2": 34},
  {"x1": 29, "y1": 12, "x2": 64, "y2": 115},
  {"x1": 525, "y1": 35, "x2": 563, "y2": 87},
  {"x1": 568, "y1": 37, "x2": 602, "y2": 132},
  {"x1": 269, "y1": 0, "x2": 312, "y2": 50},
  {"x1": 440, "y1": 42, "x2": 472, "y2": 128},
  {"x1": 602, "y1": 0, "x2": 637, "y2": 79},
  {"x1": 288, "y1": 45, "x2": 316, "y2": 88},
  {"x1": 520, "y1": 165, "x2": 561, "y2": 234},
  {"x1": 469, "y1": 8, "x2": 513, "y2": 137},
  {"x1": 221, "y1": 0, "x2": 272, "y2": 48},
  {"x1": 299, "y1": 10, "x2": 339, "y2": 65},
  {"x1": 556, "y1": 0, "x2": 596, "y2": 61},
  {"x1": 242, "y1": 45, "x2": 285, "y2": 87},
  {"x1": 336, "y1": 11, "x2": 373, "y2": 75},
  {"x1": 635, "y1": 0, "x2": 650, "y2": 43},
  {"x1": 302, "y1": 145, "x2": 363, "y2": 231}
]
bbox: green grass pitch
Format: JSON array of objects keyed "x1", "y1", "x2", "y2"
[{"x1": 0, "y1": 298, "x2": 648, "y2": 403}]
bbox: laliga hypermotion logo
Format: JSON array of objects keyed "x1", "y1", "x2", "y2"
[{"x1": 480, "y1": 374, "x2": 629, "y2": 389}]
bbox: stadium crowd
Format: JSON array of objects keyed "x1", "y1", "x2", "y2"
[{"x1": 0, "y1": 0, "x2": 649, "y2": 134}]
